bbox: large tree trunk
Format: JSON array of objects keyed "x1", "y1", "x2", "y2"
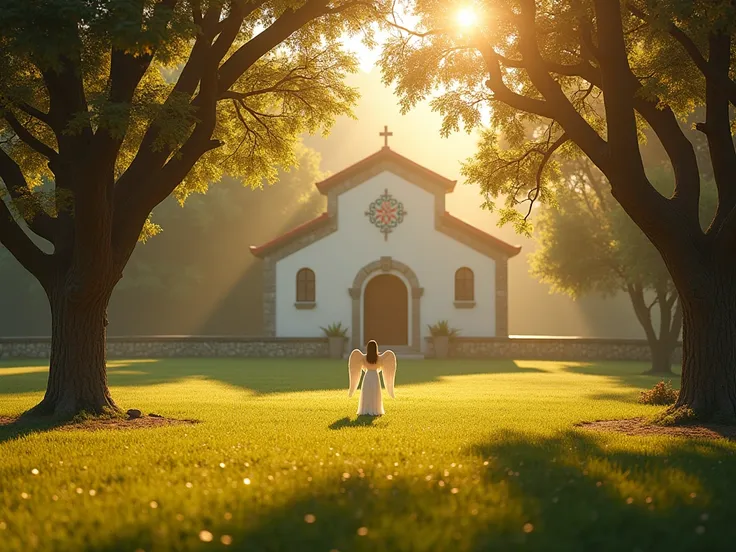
[
  {"x1": 28, "y1": 286, "x2": 118, "y2": 419},
  {"x1": 673, "y1": 267, "x2": 736, "y2": 422}
]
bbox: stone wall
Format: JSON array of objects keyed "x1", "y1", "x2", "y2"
[
  {"x1": 0, "y1": 335, "x2": 681, "y2": 362},
  {"x1": 426, "y1": 336, "x2": 683, "y2": 362},
  {"x1": 0, "y1": 337, "x2": 329, "y2": 360}
]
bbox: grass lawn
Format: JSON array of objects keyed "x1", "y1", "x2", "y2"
[{"x1": 0, "y1": 357, "x2": 734, "y2": 551}]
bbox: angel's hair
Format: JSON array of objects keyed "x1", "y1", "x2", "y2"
[{"x1": 366, "y1": 340, "x2": 378, "y2": 364}]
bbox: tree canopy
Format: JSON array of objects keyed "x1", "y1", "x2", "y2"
[
  {"x1": 0, "y1": 0, "x2": 386, "y2": 417},
  {"x1": 0, "y1": 0, "x2": 382, "y2": 286},
  {"x1": 382, "y1": 0, "x2": 732, "y2": 234},
  {"x1": 381, "y1": 0, "x2": 736, "y2": 420}
]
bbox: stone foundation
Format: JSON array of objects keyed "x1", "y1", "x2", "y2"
[
  {"x1": 426, "y1": 336, "x2": 682, "y2": 362},
  {"x1": 0, "y1": 335, "x2": 681, "y2": 362},
  {"x1": 0, "y1": 337, "x2": 329, "y2": 360}
]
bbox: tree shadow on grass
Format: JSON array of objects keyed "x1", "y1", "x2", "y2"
[
  {"x1": 586, "y1": 390, "x2": 644, "y2": 404},
  {"x1": 0, "y1": 412, "x2": 197, "y2": 446},
  {"x1": 328, "y1": 415, "x2": 379, "y2": 430},
  {"x1": 564, "y1": 361, "x2": 681, "y2": 384},
  {"x1": 0, "y1": 358, "x2": 550, "y2": 396},
  {"x1": 0, "y1": 415, "x2": 67, "y2": 445},
  {"x1": 467, "y1": 429, "x2": 736, "y2": 551},
  {"x1": 96, "y1": 477, "x2": 441, "y2": 552},
  {"x1": 88, "y1": 430, "x2": 736, "y2": 552}
]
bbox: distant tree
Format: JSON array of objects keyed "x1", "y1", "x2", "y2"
[
  {"x1": 0, "y1": 0, "x2": 383, "y2": 417},
  {"x1": 531, "y1": 166, "x2": 696, "y2": 374},
  {"x1": 382, "y1": 0, "x2": 736, "y2": 421}
]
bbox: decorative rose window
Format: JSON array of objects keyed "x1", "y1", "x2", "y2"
[{"x1": 365, "y1": 189, "x2": 407, "y2": 240}]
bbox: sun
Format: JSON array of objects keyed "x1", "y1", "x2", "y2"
[{"x1": 456, "y1": 7, "x2": 477, "y2": 28}]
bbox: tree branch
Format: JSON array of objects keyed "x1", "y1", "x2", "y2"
[
  {"x1": 217, "y1": 0, "x2": 332, "y2": 93},
  {"x1": 701, "y1": 32, "x2": 736, "y2": 237},
  {"x1": 0, "y1": 150, "x2": 52, "y2": 282},
  {"x1": 513, "y1": 1, "x2": 611, "y2": 173},
  {"x1": 2, "y1": 110, "x2": 58, "y2": 161},
  {"x1": 112, "y1": 41, "x2": 223, "y2": 269},
  {"x1": 523, "y1": 132, "x2": 568, "y2": 220},
  {"x1": 476, "y1": 43, "x2": 555, "y2": 119},
  {"x1": 627, "y1": 281, "x2": 658, "y2": 346},
  {"x1": 629, "y1": 4, "x2": 736, "y2": 105},
  {"x1": 15, "y1": 102, "x2": 52, "y2": 127},
  {"x1": 0, "y1": 147, "x2": 55, "y2": 243}
]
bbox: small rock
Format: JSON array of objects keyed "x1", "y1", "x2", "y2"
[
  {"x1": 149, "y1": 413, "x2": 163, "y2": 418},
  {"x1": 127, "y1": 409, "x2": 142, "y2": 420}
]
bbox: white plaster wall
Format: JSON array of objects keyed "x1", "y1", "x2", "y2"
[{"x1": 274, "y1": 171, "x2": 497, "y2": 350}]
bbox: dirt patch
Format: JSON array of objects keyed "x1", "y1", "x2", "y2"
[
  {"x1": 577, "y1": 417, "x2": 736, "y2": 440},
  {"x1": 0, "y1": 414, "x2": 199, "y2": 432}
]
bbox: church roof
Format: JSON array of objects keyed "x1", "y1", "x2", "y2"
[
  {"x1": 440, "y1": 212, "x2": 522, "y2": 258},
  {"x1": 249, "y1": 210, "x2": 521, "y2": 259},
  {"x1": 314, "y1": 147, "x2": 457, "y2": 195},
  {"x1": 249, "y1": 212, "x2": 331, "y2": 258}
]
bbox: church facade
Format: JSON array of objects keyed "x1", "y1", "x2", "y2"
[{"x1": 250, "y1": 143, "x2": 521, "y2": 353}]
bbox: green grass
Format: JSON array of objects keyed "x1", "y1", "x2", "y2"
[{"x1": 0, "y1": 358, "x2": 733, "y2": 552}]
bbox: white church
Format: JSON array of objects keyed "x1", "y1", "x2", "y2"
[{"x1": 250, "y1": 128, "x2": 521, "y2": 353}]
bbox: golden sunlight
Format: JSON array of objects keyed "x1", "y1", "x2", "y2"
[{"x1": 456, "y1": 7, "x2": 478, "y2": 28}]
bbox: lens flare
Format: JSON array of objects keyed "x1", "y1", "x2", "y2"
[{"x1": 456, "y1": 7, "x2": 477, "y2": 28}]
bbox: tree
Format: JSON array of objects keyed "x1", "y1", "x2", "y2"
[
  {"x1": 382, "y1": 0, "x2": 736, "y2": 421},
  {"x1": 0, "y1": 143, "x2": 326, "y2": 336},
  {"x1": 531, "y1": 165, "x2": 687, "y2": 374},
  {"x1": 0, "y1": 0, "x2": 383, "y2": 417}
]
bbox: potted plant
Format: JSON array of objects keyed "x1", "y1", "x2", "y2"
[
  {"x1": 428, "y1": 320, "x2": 459, "y2": 359},
  {"x1": 321, "y1": 322, "x2": 349, "y2": 359}
]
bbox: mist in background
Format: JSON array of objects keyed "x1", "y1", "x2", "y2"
[{"x1": 0, "y1": 69, "x2": 640, "y2": 338}]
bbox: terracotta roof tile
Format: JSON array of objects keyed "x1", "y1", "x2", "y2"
[
  {"x1": 440, "y1": 212, "x2": 522, "y2": 257},
  {"x1": 249, "y1": 212, "x2": 330, "y2": 258},
  {"x1": 249, "y1": 210, "x2": 521, "y2": 259}
]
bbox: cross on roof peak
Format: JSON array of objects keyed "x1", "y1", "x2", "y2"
[{"x1": 379, "y1": 125, "x2": 393, "y2": 148}]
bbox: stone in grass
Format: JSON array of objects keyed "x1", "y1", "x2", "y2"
[
  {"x1": 149, "y1": 413, "x2": 163, "y2": 418},
  {"x1": 127, "y1": 409, "x2": 143, "y2": 420}
]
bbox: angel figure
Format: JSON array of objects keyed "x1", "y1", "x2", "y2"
[{"x1": 348, "y1": 340, "x2": 397, "y2": 416}]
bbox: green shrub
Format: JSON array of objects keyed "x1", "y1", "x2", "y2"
[
  {"x1": 427, "y1": 320, "x2": 460, "y2": 338},
  {"x1": 639, "y1": 380, "x2": 679, "y2": 406},
  {"x1": 320, "y1": 322, "x2": 348, "y2": 337}
]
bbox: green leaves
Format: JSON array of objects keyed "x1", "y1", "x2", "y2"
[
  {"x1": 379, "y1": 0, "x2": 724, "y2": 240},
  {"x1": 320, "y1": 322, "x2": 349, "y2": 337},
  {"x1": 0, "y1": 0, "x2": 385, "y2": 246},
  {"x1": 528, "y1": 160, "x2": 716, "y2": 301}
]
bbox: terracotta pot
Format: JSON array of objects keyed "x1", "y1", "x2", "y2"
[
  {"x1": 328, "y1": 336, "x2": 346, "y2": 359},
  {"x1": 433, "y1": 335, "x2": 450, "y2": 359}
]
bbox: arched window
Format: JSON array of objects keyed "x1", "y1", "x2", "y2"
[
  {"x1": 296, "y1": 268, "x2": 316, "y2": 302},
  {"x1": 455, "y1": 267, "x2": 474, "y2": 301}
]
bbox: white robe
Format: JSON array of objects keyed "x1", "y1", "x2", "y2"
[{"x1": 348, "y1": 349, "x2": 397, "y2": 416}]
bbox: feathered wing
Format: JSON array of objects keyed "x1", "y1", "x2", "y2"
[
  {"x1": 379, "y1": 350, "x2": 397, "y2": 398},
  {"x1": 348, "y1": 349, "x2": 364, "y2": 397}
]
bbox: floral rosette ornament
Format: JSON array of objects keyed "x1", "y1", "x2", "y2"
[{"x1": 365, "y1": 189, "x2": 408, "y2": 241}]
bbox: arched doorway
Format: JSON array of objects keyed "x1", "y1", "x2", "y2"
[{"x1": 363, "y1": 274, "x2": 408, "y2": 346}]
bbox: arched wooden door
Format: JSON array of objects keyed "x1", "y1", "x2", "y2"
[{"x1": 363, "y1": 274, "x2": 408, "y2": 346}]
